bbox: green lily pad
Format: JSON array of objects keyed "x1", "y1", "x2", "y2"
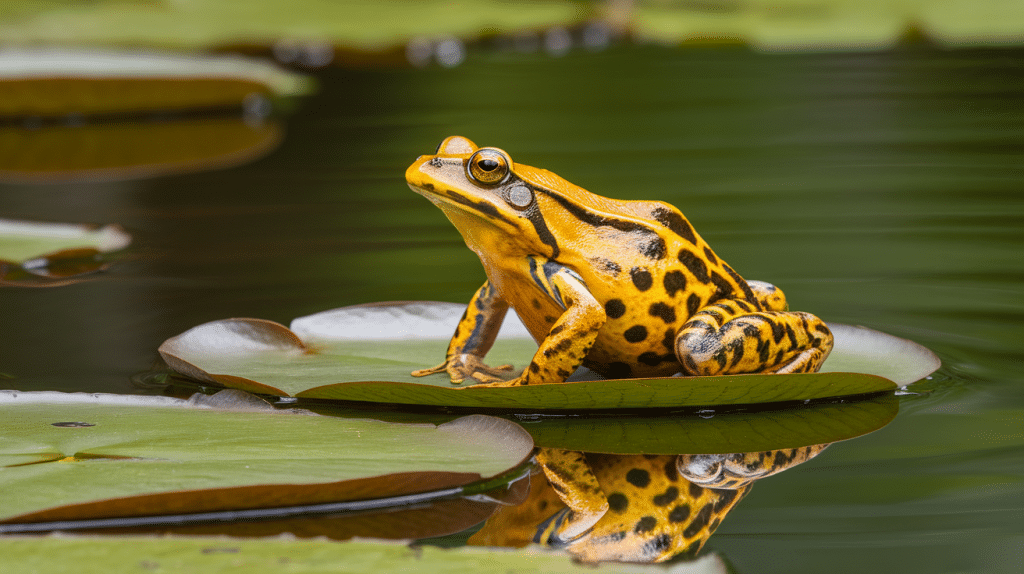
[
  {"x1": 0, "y1": 535, "x2": 729, "y2": 574},
  {"x1": 819, "y1": 323, "x2": 942, "y2": 385},
  {"x1": 0, "y1": 390, "x2": 533, "y2": 529},
  {"x1": 159, "y1": 302, "x2": 941, "y2": 410},
  {"x1": 0, "y1": 48, "x2": 311, "y2": 116},
  {"x1": 0, "y1": 219, "x2": 130, "y2": 264},
  {"x1": 0, "y1": 219, "x2": 131, "y2": 287}
]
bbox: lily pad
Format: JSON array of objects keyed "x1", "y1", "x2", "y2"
[
  {"x1": 0, "y1": 219, "x2": 131, "y2": 287},
  {"x1": 0, "y1": 390, "x2": 533, "y2": 531},
  {"x1": 0, "y1": 535, "x2": 729, "y2": 574},
  {"x1": 159, "y1": 302, "x2": 941, "y2": 410},
  {"x1": 0, "y1": 48, "x2": 311, "y2": 116}
]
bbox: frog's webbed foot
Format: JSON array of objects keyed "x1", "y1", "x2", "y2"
[{"x1": 411, "y1": 354, "x2": 514, "y2": 385}]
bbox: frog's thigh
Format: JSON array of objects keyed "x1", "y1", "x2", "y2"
[
  {"x1": 535, "y1": 448, "x2": 608, "y2": 542},
  {"x1": 675, "y1": 299, "x2": 834, "y2": 376}
]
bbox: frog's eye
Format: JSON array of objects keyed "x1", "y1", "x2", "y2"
[{"x1": 467, "y1": 149, "x2": 510, "y2": 185}]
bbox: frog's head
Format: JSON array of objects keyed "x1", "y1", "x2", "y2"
[
  {"x1": 408, "y1": 135, "x2": 627, "y2": 262},
  {"x1": 406, "y1": 136, "x2": 552, "y2": 257}
]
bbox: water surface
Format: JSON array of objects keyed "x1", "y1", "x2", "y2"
[{"x1": 1, "y1": 45, "x2": 1022, "y2": 572}]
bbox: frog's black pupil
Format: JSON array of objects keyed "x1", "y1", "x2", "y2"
[{"x1": 479, "y1": 159, "x2": 499, "y2": 171}]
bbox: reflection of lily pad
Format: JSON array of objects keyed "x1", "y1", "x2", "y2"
[
  {"x1": 0, "y1": 219, "x2": 131, "y2": 287},
  {"x1": 525, "y1": 393, "x2": 899, "y2": 455},
  {"x1": 160, "y1": 302, "x2": 941, "y2": 410},
  {"x1": 0, "y1": 535, "x2": 729, "y2": 574},
  {"x1": 0, "y1": 49, "x2": 308, "y2": 183},
  {"x1": 0, "y1": 390, "x2": 533, "y2": 528},
  {"x1": 0, "y1": 117, "x2": 284, "y2": 184}
]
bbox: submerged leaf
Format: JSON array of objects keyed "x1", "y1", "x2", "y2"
[
  {"x1": 0, "y1": 391, "x2": 533, "y2": 532},
  {"x1": 160, "y1": 302, "x2": 940, "y2": 409}
]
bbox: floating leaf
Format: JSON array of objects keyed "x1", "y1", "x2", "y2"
[
  {"x1": 0, "y1": 219, "x2": 131, "y2": 287},
  {"x1": 820, "y1": 324, "x2": 942, "y2": 386},
  {"x1": 160, "y1": 302, "x2": 941, "y2": 410},
  {"x1": 0, "y1": 535, "x2": 730, "y2": 574},
  {"x1": 0, "y1": 48, "x2": 310, "y2": 116},
  {"x1": 0, "y1": 390, "x2": 533, "y2": 535}
]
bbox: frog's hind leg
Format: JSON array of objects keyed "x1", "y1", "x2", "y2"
[
  {"x1": 675, "y1": 299, "x2": 833, "y2": 376},
  {"x1": 677, "y1": 445, "x2": 830, "y2": 490}
]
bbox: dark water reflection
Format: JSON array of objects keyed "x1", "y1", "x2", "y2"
[{"x1": 1, "y1": 46, "x2": 1022, "y2": 571}]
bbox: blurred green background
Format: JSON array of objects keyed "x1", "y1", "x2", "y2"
[{"x1": 0, "y1": 1, "x2": 1022, "y2": 572}]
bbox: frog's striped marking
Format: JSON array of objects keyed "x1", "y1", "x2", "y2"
[
  {"x1": 527, "y1": 256, "x2": 585, "y2": 311},
  {"x1": 532, "y1": 186, "x2": 668, "y2": 261},
  {"x1": 676, "y1": 300, "x2": 833, "y2": 376}
]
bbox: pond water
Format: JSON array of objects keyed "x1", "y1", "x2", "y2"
[{"x1": 1, "y1": 45, "x2": 1022, "y2": 572}]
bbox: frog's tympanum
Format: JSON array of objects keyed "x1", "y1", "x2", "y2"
[
  {"x1": 469, "y1": 446, "x2": 828, "y2": 563},
  {"x1": 406, "y1": 136, "x2": 834, "y2": 387}
]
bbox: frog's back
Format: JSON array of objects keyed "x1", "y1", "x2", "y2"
[{"x1": 519, "y1": 169, "x2": 757, "y2": 378}]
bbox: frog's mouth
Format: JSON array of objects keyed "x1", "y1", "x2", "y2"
[{"x1": 406, "y1": 157, "x2": 521, "y2": 229}]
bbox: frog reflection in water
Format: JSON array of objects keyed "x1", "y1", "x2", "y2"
[
  {"x1": 470, "y1": 445, "x2": 828, "y2": 563},
  {"x1": 406, "y1": 136, "x2": 833, "y2": 387}
]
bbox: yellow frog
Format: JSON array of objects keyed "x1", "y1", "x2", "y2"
[
  {"x1": 407, "y1": 136, "x2": 833, "y2": 387},
  {"x1": 470, "y1": 445, "x2": 829, "y2": 563}
]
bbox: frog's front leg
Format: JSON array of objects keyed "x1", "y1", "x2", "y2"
[
  {"x1": 675, "y1": 298, "x2": 833, "y2": 376},
  {"x1": 411, "y1": 280, "x2": 514, "y2": 384},
  {"x1": 533, "y1": 448, "x2": 608, "y2": 545},
  {"x1": 475, "y1": 258, "x2": 605, "y2": 388}
]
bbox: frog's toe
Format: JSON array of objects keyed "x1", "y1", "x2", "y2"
[
  {"x1": 469, "y1": 371, "x2": 507, "y2": 384},
  {"x1": 411, "y1": 362, "x2": 448, "y2": 377}
]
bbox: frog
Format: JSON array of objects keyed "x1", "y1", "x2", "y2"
[
  {"x1": 469, "y1": 445, "x2": 829, "y2": 563},
  {"x1": 406, "y1": 136, "x2": 834, "y2": 387}
]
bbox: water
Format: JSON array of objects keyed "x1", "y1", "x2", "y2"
[{"x1": 1, "y1": 45, "x2": 1022, "y2": 571}]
